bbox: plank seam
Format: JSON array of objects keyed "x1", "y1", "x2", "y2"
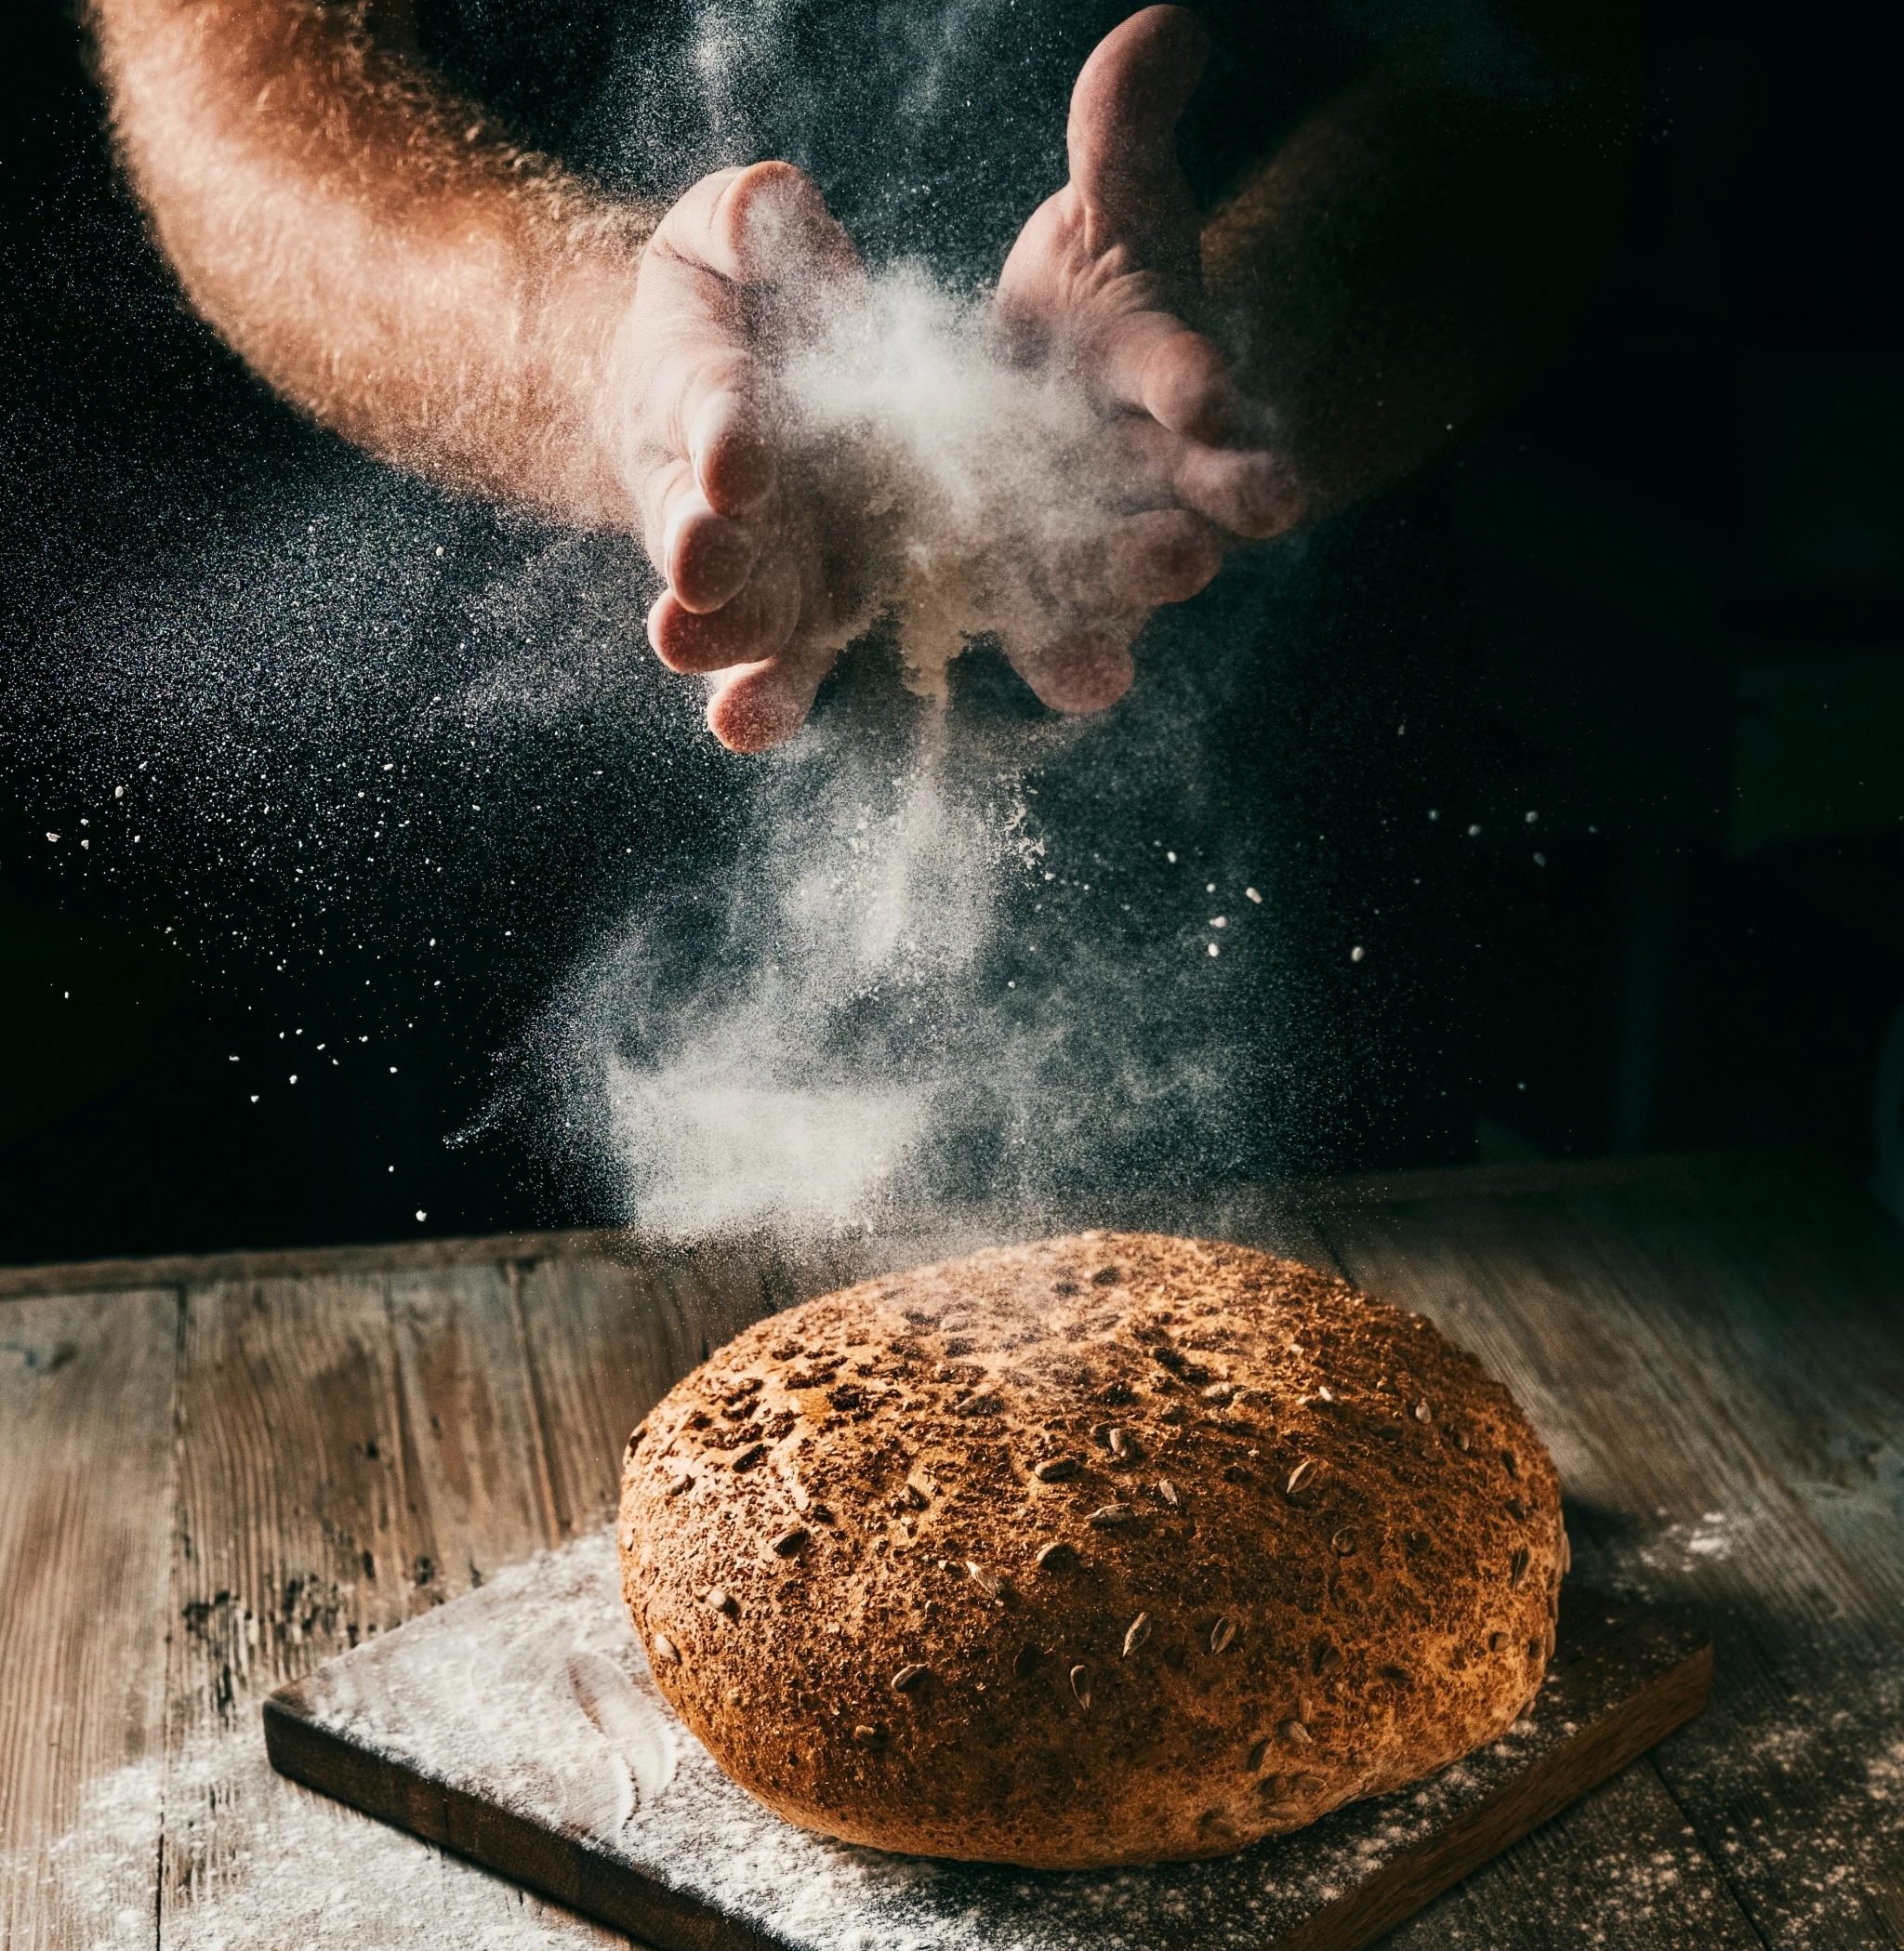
[
  {"x1": 154, "y1": 1285, "x2": 189, "y2": 1951},
  {"x1": 1637, "y1": 1753, "x2": 1777, "y2": 1951},
  {"x1": 504, "y1": 1259, "x2": 567, "y2": 1548}
]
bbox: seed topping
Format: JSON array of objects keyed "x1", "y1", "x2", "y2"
[
  {"x1": 651, "y1": 1632, "x2": 681, "y2": 1665},
  {"x1": 1122, "y1": 1611, "x2": 1153, "y2": 1656},
  {"x1": 891, "y1": 1664, "x2": 930, "y2": 1693},
  {"x1": 1279, "y1": 1718, "x2": 1313, "y2": 1747},
  {"x1": 1069, "y1": 1664, "x2": 1092, "y2": 1708},
  {"x1": 732, "y1": 1442, "x2": 768, "y2": 1472},
  {"x1": 1156, "y1": 1478, "x2": 1181, "y2": 1509},
  {"x1": 1033, "y1": 1540, "x2": 1077, "y2": 1571},
  {"x1": 1285, "y1": 1458, "x2": 1318, "y2": 1495},
  {"x1": 1088, "y1": 1503, "x2": 1135, "y2": 1528},
  {"x1": 771, "y1": 1525, "x2": 808, "y2": 1558},
  {"x1": 1510, "y1": 1545, "x2": 1532, "y2": 1588},
  {"x1": 1412, "y1": 1399, "x2": 1433, "y2": 1423},
  {"x1": 1210, "y1": 1615, "x2": 1238, "y2": 1654},
  {"x1": 705, "y1": 1587, "x2": 737, "y2": 1617},
  {"x1": 1033, "y1": 1457, "x2": 1079, "y2": 1483},
  {"x1": 964, "y1": 1560, "x2": 1005, "y2": 1602}
]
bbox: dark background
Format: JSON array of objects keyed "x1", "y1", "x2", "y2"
[{"x1": 3, "y1": 0, "x2": 1901, "y2": 1265}]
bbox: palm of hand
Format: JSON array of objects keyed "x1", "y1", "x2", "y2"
[{"x1": 986, "y1": 5, "x2": 1302, "y2": 711}]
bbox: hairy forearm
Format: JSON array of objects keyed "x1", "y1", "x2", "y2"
[
  {"x1": 1205, "y1": 52, "x2": 1634, "y2": 516},
  {"x1": 88, "y1": 0, "x2": 654, "y2": 525}
]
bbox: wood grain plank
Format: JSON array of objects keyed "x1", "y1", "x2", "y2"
[
  {"x1": 0, "y1": 1227, "x2": 628, "y2": 1303},
  {"x1": 511, "y1": 1249, "x2": 774, "y2": 1543},
  {"x1": 162, "y1": 1264, "x2": 626, "y2": 1947},
  {"x1": 0, "y1": 1286, "x2": 179, "y2": 1950},
  {"x1": 1318, "y1": 1176, "x2": 1904, "y2": 1951},
  {"x1": 163, "y1": 1269, "x2": 419, "y2": 1935},
  {"x1": 385, "y1": 1261, "x2": 630, "y2": 1948},
  {"x1": 1382, "y1": 1758, "x2": 1766, "y2": 1951},
  {"x1": 1570, "y1": 1169, "x2": 1904, "y2": 1609},
  {"x1": 386, "y1": 1262, "x2": 561, "y2": 1594}
]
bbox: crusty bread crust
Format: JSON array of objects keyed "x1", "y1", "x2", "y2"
[{"x1": 617, "y1": 1233, "x2": 1565, "y2": 1867}]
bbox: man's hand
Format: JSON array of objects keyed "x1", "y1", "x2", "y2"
[
  {"x1": 617, "y1": 163, "x2": 870, "y2": 752},
  {"x1": 995, "y1": 5, "x2": 1302, "y2": 712}
]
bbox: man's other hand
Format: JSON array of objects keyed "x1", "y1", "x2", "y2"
[{"x1": 995, "y1": 5, "x2": 1302, "y2": 713}]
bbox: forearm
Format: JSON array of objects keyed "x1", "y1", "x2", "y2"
[
  {"x1": 1205, "y1": 51, "x2": 1634, "y2": 516},
  {"x1": 88, "y1": 0, "x2": 654, "y2": 525}
]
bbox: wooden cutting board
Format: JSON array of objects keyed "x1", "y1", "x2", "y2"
[{"x1": 264, "y1": 1533, "x2": 1710, "y2": 1951}]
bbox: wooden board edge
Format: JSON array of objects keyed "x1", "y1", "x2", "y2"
[
  {"x1": 1282, "y1": 1634, "x2": 1714, "y2": 1951},
  {"x1": 0, "y1": 1229, "x2": 628, "y2": 1303},
  {"x1": 262, "y1": 1691, "x2": 788, "y2": 1951}
]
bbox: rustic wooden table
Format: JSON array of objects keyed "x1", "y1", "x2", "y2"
[{"x1": 4, "y1": 1152, "x2": 1901, "y2": 1948}]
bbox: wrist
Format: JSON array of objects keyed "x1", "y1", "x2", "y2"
[{"x1": 528, "y1": 214, "x2": 654, "y2": 532}]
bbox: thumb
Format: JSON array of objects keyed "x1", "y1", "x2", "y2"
[{"x1": 1066, "y1": 6, "x2": 1208, "y2": 256}]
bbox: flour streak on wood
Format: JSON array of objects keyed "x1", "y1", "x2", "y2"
[{"x1": 264, "y1": 1535, "x2": 1710, "y2": 1951}]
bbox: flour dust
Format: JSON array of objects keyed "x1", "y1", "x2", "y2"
[
  {"x1": 777, "y1": 264, "x2": 1119, "y2": 696},
  {"x1": 537, "y1": 250, "x2": 1239, "y2": 1242},
  {"x1": 544, "y1": 699, "x2": 1051, "y2": 1240}
]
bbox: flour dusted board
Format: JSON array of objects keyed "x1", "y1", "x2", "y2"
[{"x1": 263, "y1": 1533, "x2": 1709, "y2": 1951}]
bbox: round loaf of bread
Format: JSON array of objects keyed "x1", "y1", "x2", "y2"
[{"x1": 616, "y1": 1232, "x2": 1565, "y2": 1867}]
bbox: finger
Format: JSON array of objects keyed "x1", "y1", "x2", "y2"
[
  {"x1": 1094, "y1": 413, "x2": 1188, "y2": 511},
  {"x1": 1172, "y1": 442, "x2": 1306, "y2": 540},
  {"x1": 1067, "y1": 7, "x2": 1208, "y2": 254},
  {"x1": 1098, "y1": 316, "x2": 1238, "y2": 442},
  {"x1": 650, "y1": 459, "x2": 757, "y2": 612},
  {"x1": 647, "y1": 548, "x2": 801, "y2": 673},
  {"x1": 707, "y1": 635, "x2": 841, "y2": 752},
  {"x1": 668, "y1": 506, "x2": 758, "y2": 613},
  {"x1": 660, "y1": 161, "x2": 860, "y2": 290},
  {"x1": 1048, "y1": 508, "x2": 1223, "y2": 614},
  {"x1": 1093, "y1": 409, "x2": 1304, "y2": 540},
  {"x1": 1012, "y1": 622, "x2": 1140, "y2": 716},
  {"x1": 690, "y1": 386, "x2": 775, "y2": 516}
]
